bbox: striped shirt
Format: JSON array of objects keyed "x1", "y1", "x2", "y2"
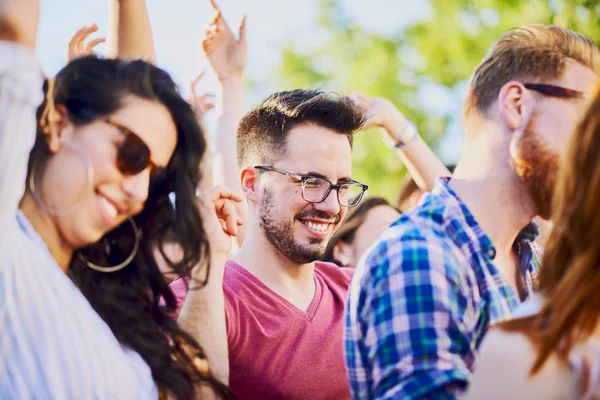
[
  {"x1": 0, "y1": 41, "x2": 157, "y2": 399},
  {"x1": 345, "y1": 177, "x2": 542, "y2": 400}
]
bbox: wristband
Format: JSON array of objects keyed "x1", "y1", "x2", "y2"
[{"x1": 385, "y1": 120, "x2": 419, "y2": 150}]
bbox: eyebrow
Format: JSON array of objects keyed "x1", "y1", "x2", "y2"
[{"x1": 304, "y1": 171, "x2": 353, "y2": 183}]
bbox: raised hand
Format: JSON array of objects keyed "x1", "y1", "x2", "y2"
[
  {"x1": 195, "y1": 185, "x2": 244, "y2": 257},
  {"x1": 67, "y1": 24, "x2": 105, "y2": 62},
  {"x1": 351, "y1": 92, "x2": 450, "y2": 192},
  {"x1": 188, "y1": 72, "x2": 216, "y2": 120},
  {"x1": 202, "y1": 0, "x2": 247, "y2": 81},
  {"x1": 350, "y1": 92, "x2": 406, "y2": 130},
  {"x1": 350, "y1": 92, "x2": 417, "y2": 144}
]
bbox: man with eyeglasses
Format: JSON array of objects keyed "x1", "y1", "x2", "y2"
[
  {"x1": 345, "y1": 25, "x2": 600, "y2": 399},
  {"x1": 172, "y1": 89, "x2": 367, "y2": 399}
]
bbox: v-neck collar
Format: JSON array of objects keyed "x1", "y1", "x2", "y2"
[{"x1": 227, "y1": 260, "x2": 324, "y2": 321}]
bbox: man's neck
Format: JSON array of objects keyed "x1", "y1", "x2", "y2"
[
  {"x1": 233, "y1": 227, "x2": 317, "y2": 311},
  {"x1": 449, "y1": 174, "x2": 535, "y2": 255},
  {"x1": 19, "y1": 192, "x2": 73, "y2": 272},
  {"x1": 450, "y1": 130, "x2": 538, "y2": 256}
]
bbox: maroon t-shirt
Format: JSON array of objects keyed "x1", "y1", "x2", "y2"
[{"x1": 171, "y1": 260, "x2": 353, "y2": 400}]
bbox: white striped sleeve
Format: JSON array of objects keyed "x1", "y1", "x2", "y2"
[{"x1": 0, "y1": 41, "x2": 43, "y2": 227}]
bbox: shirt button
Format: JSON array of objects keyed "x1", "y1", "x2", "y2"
[{"x1": 486, "y1": 248, "x2": 497, "y2": 260}]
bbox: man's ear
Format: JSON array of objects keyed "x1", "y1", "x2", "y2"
[
  {"x1": 44, "y1": 104, "x2": 73, "y2": 153},
  {"x1": 497, "y1": 80, "x2": 536, "y2": 132},
  {"x1": 240, "y1": 166, "x2": 260, "y2": 204}
]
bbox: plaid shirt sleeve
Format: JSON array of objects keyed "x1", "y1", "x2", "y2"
[{"x1": 345, "y1": 232, "x2": 477, "y2": 399}]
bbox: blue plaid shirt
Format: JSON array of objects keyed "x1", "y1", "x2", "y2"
[{"x1": 345, "y1": 178, "x2": 542, "y2": 399}]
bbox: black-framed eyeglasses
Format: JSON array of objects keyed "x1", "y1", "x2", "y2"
[
  {"x1": 524, "y1": 83, "x2": 588, "y2": 100},
  {"x1": 254, "y1": 165, "x2": 368, "y2": 208},
  {"x1": 73, "y1": 109, "x2": 167, "y2": 182}
]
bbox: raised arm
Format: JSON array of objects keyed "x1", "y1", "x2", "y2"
[
  {"x1": 188, "y1": 72, "x2": 217, "y2": 191},
  {"x1": 202, "y1": 0, "x2": 248, "y2": 245},
  {"x1": 176, "y1": 186, "x2": 244, "y2": 395},
  {"x1": 0, "y1": 0, "x2": 43, "y2": 227},
  {"x1": 350, "y1": 93, "x2": 450, "y2": 192},
  {"x1": 0, "y1": 0, "x2": 39, "y2": 49},
  {"x1": 105, "y1": 0, "x2": 155, "y2": 63}
]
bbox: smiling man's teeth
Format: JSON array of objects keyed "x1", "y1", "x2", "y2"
[
  {"x1": 100, "y1": 196, "x2": 118, "y2": 218},
  {"x1": 306, "y1": 221, "x2": 328, "y2": 232}
]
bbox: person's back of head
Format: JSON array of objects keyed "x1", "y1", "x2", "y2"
[
  {"x1": 463, "y1": 25, "x2": 600, "y2": 135},
  {"x1": 456, "y1": 25, "x2": 599, "y2": 219}
]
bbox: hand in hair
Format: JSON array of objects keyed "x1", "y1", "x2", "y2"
[
  {"x1": 202, "y1": 0, "x2": 247, "y2": 82},
  {"x1": 350, "y1": 92, "x2": 451, "y2": 192},
  {"x1": 66, "y1": 23, "x2": 105, "y2": 62},
  {"x1": 188, "y1": 71, "x2": 216, "y2": 121},
  {"x1": 195, "y1": 185, "x2": 244, "y2": 257},
  {"x1": 350, "y1": 92, "x2": 412, "y2": 143}
]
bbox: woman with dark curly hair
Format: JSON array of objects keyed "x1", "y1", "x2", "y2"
[{"x1": 0, "y1": 1, "x2": 241, "y2": 398}]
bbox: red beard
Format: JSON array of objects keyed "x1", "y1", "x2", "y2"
[{"x1": 510, "y1": 115, "x2": 560, "y2": 220}]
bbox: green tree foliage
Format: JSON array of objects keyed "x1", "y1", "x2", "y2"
[{"x1": 275, "y1": 0, "x2": 600, "y2": 203}]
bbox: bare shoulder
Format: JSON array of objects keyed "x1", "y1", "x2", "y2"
[{"x1": 466, "y1": 327, "x2": 571, "y2": 400}]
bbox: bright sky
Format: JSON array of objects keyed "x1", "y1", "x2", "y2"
[{"x1": 37, "y1": 0, "x2": 462, "y2": 162}]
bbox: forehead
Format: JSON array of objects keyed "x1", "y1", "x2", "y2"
[
  {"x1": 109, "y1": 95, "x2": 177, "y2": 168},
  {"x1": 557, "y1": 60, "x2": 599, "y2": 93},
  {"x1": 280, "y1": 124, "x2": 353, "y2": 179},
  {"x1": 366, "y1": 205, "x2": 401, "y2": 224}
]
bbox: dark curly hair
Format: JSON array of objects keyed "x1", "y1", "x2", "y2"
[{"x1": 28, "y1": 56, "x2": 228, "y2": 399}]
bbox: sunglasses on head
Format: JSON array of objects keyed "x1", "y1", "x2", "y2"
[{"x1": 72, "y1": 108, "x2": 167, "y2": 182}]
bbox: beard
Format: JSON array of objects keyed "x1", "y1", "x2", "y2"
[
  {"x1": 258, "y1": 189, "x2": 339, "y2": 264},
  {"x1": 510, "y1": 115, "x2": 561, "y2": 220}
]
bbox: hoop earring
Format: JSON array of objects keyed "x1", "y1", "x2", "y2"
[
  {"x1": 77, "y1": 217, "x2": 141, "y2": 273},
  {"x1": 29, "y1": 142, "x2": 94, "y2": 216}
]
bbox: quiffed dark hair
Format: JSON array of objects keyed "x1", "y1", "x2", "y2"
[
  {"x1": 237, "y1": 89, "x2": 366, "y2": 167},
  {"x1": 29, "y1": 56, "x2": 228, "y2": 399}
]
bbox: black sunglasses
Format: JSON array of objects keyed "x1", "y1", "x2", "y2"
[
  {"x1": 523, "y1": 83, "x2": 588, "y2": 100},
  {"x1": 74, "y1": 109, "x2": 166, "y2": 181}
]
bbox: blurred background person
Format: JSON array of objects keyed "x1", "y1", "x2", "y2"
[
  {"x1": 323, "y1": 197, "x2": 400, "y2": 268},
  {"x1": 396, "y1": 165, "x2": 455, "y2": 212}
]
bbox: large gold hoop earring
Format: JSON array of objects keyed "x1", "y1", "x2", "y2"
[
  {"x1": 77, "y1": 217, "x2": 141, "y2": 273},
  {"x1": 29, "y1": 142, "x2": 94, "y2": 216}
]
